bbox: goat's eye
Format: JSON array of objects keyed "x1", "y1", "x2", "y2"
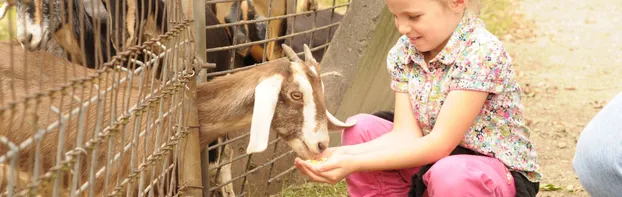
[{"x1": 290, "y1": 92, "x2": 303, "y2": 100}]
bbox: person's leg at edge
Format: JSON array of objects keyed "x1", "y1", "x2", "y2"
[
  {"x1": 423, "y1": 154, "x2": 517, "y2": 197},
  {"x1": 341, "y1": 113, "x2": 420, "y2": 197},
  {"x1": 573, "y1": 92, "x2": 622, "y2": 197}
]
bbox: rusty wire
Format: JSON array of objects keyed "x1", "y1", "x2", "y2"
[{"x1": 0, "y1": 0, "x2": 200, "y2": 196}]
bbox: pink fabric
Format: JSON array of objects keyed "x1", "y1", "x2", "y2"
[{"x1": 341, "y1": 114, "x2": 516, "y2": 197}]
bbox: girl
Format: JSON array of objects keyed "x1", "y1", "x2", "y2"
[{"x1": 294, "y1": 0, "x2": 542, "y2": 196}]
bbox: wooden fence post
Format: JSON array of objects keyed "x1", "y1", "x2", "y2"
[
  {"x1": 319, "y1": 0, "x2": 401, "y2": 146},
  {"x1": 178, "y1": 1, "x2": 205, "y2": 196}
]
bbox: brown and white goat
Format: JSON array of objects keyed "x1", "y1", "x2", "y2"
[
  {"x1": 3, "y1": 0, "x2": 115, "y2": 68},
  {"x1": 0, "y1": 42, "x2": 354, "y2": 196},
  {"x1": 216, "y1": 0, "x2": 318, "y2": 63},
  {"x1": 238, "y1": 3, "x2": 344, "y2": 66}
]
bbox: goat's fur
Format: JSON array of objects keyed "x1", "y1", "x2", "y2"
[
  {"x1": 217, "y1": 0, "x2": 318, "y2": 63},
  {"x1": 11, "y1": 0, "x2": 115, "y2": 68},
  {"x1": 100, "y1": 0, "x2": 167, "y2": 52},
  {"x1": 241, "y1": 5, "x2": 344, "y2": 66},
  {"x1": 0, "y1": 42, "x2": 354, "y2": 196}
]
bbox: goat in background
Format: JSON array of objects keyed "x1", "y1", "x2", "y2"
[
  {"x1": 2, "y1": 0, "x2": 115, "y2": 68},
  {"x1": 0, "y1": 42, "x2": 355, "y2": 196},
  {"x1": 230, "y1": 0, "x2": 344, "y2": 66},
  {"x1": 215, "y1": 0, "x2": 318, "y2": 64}
]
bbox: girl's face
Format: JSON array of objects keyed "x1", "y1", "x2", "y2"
[{"x1": 386, "y1": 0, "x2": 467, "y2": 56}]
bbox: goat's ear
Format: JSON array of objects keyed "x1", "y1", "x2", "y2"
[
  {"x1": 326, "y1": 110, "x2": 356, "y2": 132},
  {"x1": 303, "y1": 44, "x2": 318, "y2": 65},
  {"x1": 246, "y1": 75, "x2": 284, "y2": 154},
  {"x1": 281, "y1": 44, "x2": 302, "y2": 63}
]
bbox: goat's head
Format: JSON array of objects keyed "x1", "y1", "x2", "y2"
[
  {"x1": 10, "y1": 0, "x2": 105, "y2": 51},
  {"x1": 245, "y1": 43, "x2": 355, "y2": 160},
  {"x1": 224, "y1": 0, "x2": 265, "y2": 57}
]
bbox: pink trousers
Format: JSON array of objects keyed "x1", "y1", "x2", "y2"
[{"x1": 342, "y1": 114, "x2": 516, "y2": 197}]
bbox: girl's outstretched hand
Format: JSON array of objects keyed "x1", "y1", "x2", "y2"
[{"x1": 294, "y1": 147, "x2": 357, "y2": 184}]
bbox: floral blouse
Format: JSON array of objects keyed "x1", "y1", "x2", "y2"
[{"x1": 386, "y1": 12, "x2": 542, "y2": 182}]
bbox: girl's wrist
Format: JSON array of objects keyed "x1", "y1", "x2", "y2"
[{"x1": 341, "y1": 145, "x2": 366, "y2": 156}]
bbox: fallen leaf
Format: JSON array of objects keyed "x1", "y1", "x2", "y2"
[
  {"x1": 541, "y1": 183, "x2": 563, "y2": 191},
  {"x1": 564, "y1": 86, "x2": 576, "y2": 91}
]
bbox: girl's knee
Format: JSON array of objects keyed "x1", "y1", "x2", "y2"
[
  {"x1": 423, "y1": 155, "x2": 514, "y2": 197},
  {"x1": 341, "y1": 113, "x2": 392, "y2": 146}
]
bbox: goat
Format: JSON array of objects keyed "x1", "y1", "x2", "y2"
[
  {"x1": 0, "y1": 42, "x2": 355, "y2": 196},
  {"x1": 5, "y1": 1, "x2": 240, "y2": 195},
  {"x1": 224, "y1": 0, "x2": 343, "y2": 66},
  {"x1": 6, "y1": 0, "x2": 115, "y2": 69},
  {"x1": 204, "y1": 4, "x2": 235, "y2": 74},
  {"x1": 99, "y1": 0, "x2": 167, "y2": 52},
  {"x1": 216, "y1": 0, "x2": 318, "y2": 63}
]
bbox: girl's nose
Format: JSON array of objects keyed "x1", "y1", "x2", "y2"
[{"x1": 397, "y1": 23, "x2": 411, "y2": 35}]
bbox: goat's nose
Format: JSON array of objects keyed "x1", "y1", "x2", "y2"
[{"x1": 318, "y1": 142, "x2": 327, "y2": 153}]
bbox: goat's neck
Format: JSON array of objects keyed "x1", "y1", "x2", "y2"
[{"x1": 195, "y1": 63, "x2": 286, "y2": 146}]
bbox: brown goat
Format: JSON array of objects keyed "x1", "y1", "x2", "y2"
[
  {"x1": 0, "y1": 41, "x2": 354, "y2": 196},
  {"x1": 216, "y1": 0, "x2": 318, "y2": 63}
]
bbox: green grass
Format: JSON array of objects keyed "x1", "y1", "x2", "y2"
[
  {"x1": 271, "y1": 180, "x2": 348, "y2": 197},
  {"x1": 479, "y1": 0, "x2": 534, "y2": 40},
  {"x1": 479, "y1": 0, "x2": 515, "y2": 37}
]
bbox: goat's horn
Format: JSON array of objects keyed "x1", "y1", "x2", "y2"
[
  {"x1": 303, "y1": 44, "x2": 317, "y2": 64},
  {"x1": 0, "y1": 2, "x2": 11, "y2": 20},
  {"x1": 281, "y1": 44, "x2": 302, "y2": 63},
  {"x1": 326, "y1": 110, "x2": 356, "y2": 127}
]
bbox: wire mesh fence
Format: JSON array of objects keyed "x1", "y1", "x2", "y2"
[
  {"x1": 197, "y1": 0, "x2": 350, "y2": 196},
  {"x1": 0, "y1": 0, "x2": 351, "y2": 195},
  {"x1": 0, "y1": 0, "x2": 203, "y2": 196}
]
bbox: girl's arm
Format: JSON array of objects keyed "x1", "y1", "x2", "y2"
[
  {"x1": 339, "y1": 92, "x2": 424, "y2": 155},
  {"x1": 349, "y1": 90, "x2": 489, "y2": 171}
]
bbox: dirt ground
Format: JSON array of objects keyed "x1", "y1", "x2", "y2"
[{"x1": 505, "y1": 0, "x2": 622, "y2": 196}]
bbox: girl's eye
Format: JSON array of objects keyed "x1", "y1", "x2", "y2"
[{"x1": 408, "y1": 15, "x2": 420, "y2": 20}]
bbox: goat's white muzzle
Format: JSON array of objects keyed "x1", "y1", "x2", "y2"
[{"x1": 16, "y1": 13, "x2": 49, "y2": 51}]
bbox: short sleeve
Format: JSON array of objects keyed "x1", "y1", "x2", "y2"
[
  {"x1": 386, "y1": 36, "x2": 412, "y2": 93},
  {"x1": 449, "y1": 41, "x2": 512, "y2": 94}
]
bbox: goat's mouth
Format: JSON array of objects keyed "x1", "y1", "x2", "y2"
[
  {"x1": 18, "y1": 33, "x2": 49, "y2": 52},
  {"x1": 20, "y1": 40, "x2": 43, "y2": 51},
  {"x1": 286, "y1": 138, "x2": 316, "y2": 160}
]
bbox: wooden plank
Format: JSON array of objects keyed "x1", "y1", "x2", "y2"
[
  {"x1": 314, "y1": 0, "x2": 401, "y2": 146},
  {"x1": 177, "y1": 78, "x2": 205, "y2": 197},
  {"x1": 177, "y1": 1, "x2": 205, "y2": 196},
  {"x1": 334, "y1": 6, "x2": 401, "y2": 119}
]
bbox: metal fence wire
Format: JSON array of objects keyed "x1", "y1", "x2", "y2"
[
  {"x1": 197, "y1": 0, "x2": 350, "y2": 196},
  {"x1": 0, "y1": 0, "x2": 350, "y2": 196},
  {"x1": 0, "y1": 0, "x2": 202, "y2": 196}
]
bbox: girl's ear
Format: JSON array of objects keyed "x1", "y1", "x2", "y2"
[{"x1": 448, "y1": 0, "x2": 469, "y2": 12}]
